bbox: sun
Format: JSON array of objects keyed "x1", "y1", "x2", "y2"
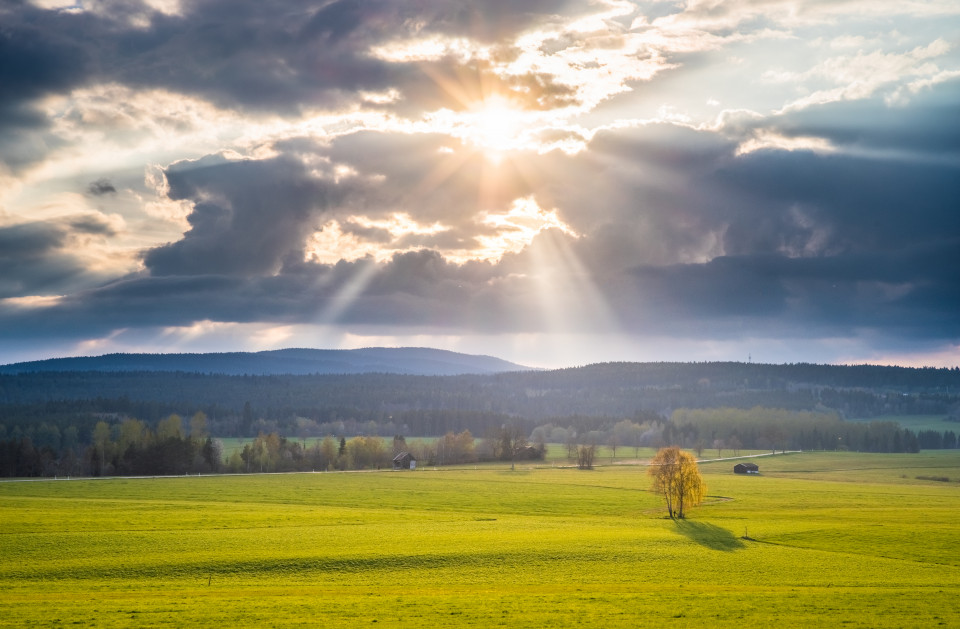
[
  {"x1": 461, "y1": 95, "x2": 531, "y2": 159},
  {"x1": 410, "y1": 57, "x2": 552, "y2": 161}
]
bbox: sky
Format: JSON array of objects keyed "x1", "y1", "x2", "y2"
[{"x1": 0, "y1": 0, "x2": 958, "y2": 369}]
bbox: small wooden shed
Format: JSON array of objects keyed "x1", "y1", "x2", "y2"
[
  {"x1": 515, "y1": 445, "x2": 541, "y2": 460},
  {"x1": 734, "y1": 462, "x2": 759, "y2": 474},
  {"x1": 393, "y1": 452, "x2": 417, "y2": 470}
]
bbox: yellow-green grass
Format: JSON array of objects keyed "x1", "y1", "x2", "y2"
[{"x1": 2, "y1": 451, "x2": 959, "y2": 627}]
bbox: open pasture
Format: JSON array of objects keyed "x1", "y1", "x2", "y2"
[
  {"x1": 2, "y1": 451, "x2": 959, "y2": 627},
  {"x1": 849, "y1": 414, "x2": 956, "y2": 433}
]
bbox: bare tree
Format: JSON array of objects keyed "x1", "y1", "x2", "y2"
[
  {"x1": 565, "y1": 431, "x2": 579, "y2": 460},
  {"x1": 577, "y1": 444, "x2": 596, "y2": 470},
  {"x1": 608, "y1": 433, "x2": 620, "y2": 461}
]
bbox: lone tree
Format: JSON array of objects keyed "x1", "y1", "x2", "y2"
[
  {"x1": 648, "y1": 446, "x2": 706, "y2": 519},
  {"x1": 577, "y1": 444, "x2": 596, "y2": 470}
]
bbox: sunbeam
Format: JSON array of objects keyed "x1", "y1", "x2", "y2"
[
  {"x1": 314, "y1": 258, "x2": 381, "y2": 327},
  {"x1": 524, "y1": 219, "x2": 619, "y2": 352}
]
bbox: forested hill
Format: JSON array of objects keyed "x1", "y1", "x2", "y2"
[
  {"x1": 6, "y1": 360, "x2": 959, "y2": 477},
  {"x1": 538, "y1": 361, "x2": 960, "y2": 392},
  {"x1": 0, "y1": 347, "x2": 532, "y2": 376},
  {"x1": 1, "y1": 361, "x2": 958, "y2": 422}
]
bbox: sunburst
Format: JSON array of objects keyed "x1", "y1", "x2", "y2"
[{"x1": 458, "y1": 94, "x2": 534, "y2": 162}]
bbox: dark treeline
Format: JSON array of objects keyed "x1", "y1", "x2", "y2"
[
  {"x1": 526, "y1": 407, "x2": 941, "y2": 458},
  {"x1": 0, "y1": 419, "x2": 546, "y2": 477},
  {"x1": 2, "y1": 361, "x2": 959, "y2": 477},
  {"x1": 5, "y1": 403, "x2": 956, "y2": 478},
  {"x1": 0, "y1": 413, "x2": 219, "y2": 478},
  {"x1": 5, "y1": 399, "x2": 960, "y2": 479},
  {"x1": 666, "y1": 407, "x2": 929, "y2": 454},
  {"x1": 2, "y1": 362, "x2": 959, "y2": 422},
  {"x1": 3, "y1": 407, "x2": 957, "y2": 478}
]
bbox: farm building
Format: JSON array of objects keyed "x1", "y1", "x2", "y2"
[
  {"x1": 393, "y1": 452, "x2": 417, "y2": 470},
  {"x1": 514, "y1": 445, "x2": 543, "y2": 460},
  {"x1": 734, "y1": 462, "x2": 759, "y2": 474}
]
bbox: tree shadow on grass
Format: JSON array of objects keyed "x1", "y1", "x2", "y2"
[{"x1": 673, "y1": 520, "x2": 746, "y2": 551}]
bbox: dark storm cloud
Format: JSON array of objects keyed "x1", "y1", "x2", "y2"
[
  {"x1": 0, "y1": 274, "x2": 240, "y2": 341},
  {"x1": 0, "y1": 3, "x2": 92, "y2": 109},
  {"x1": 0, "y1": 222, "x2": 65, "y2": 260},
  {"x1": 624, "y1": 240, "x2": 960, "y2": 339},
  {"x1": 0, "y1": 104, "x2": 59, "y2": 173},
  {"x1": 0, "y1": 3, "x2": 92, "y2": 171},
  {"x1": 83, "y1": 126, "x2": 532, "y2": 330},
  {"x1": 0, "y1": 215, "x2": 118, "y2": 298},
  {"x1": 706, "y1": 87, "x2": 960, "y2": 259},
  {"x1": 111, "y1": 1, "x2": 397, "y2": 112},
  {"x1": 714, "y1": 150, "x2": 960, "y2": 256},
  {"x1": 490, "y1": 85, "x2": 960, "y2": 345},
  {"x1": 0, "y1": 0, "x2": 593, "y2": 121},
  {"x1": 128, "y1": 141, "x2": 508, "y2": 326},
  {"x1": 144, "y1": 153, "x2": 342, "y2": 276},
  {"x1": 763, "y1": 79, "x2": 960, "y2": 159},
  {"x1": 316, "y1": 250, "x2": 493, "y2": 327},
  {"x1": 4, "y1": 76, "x2": 958, "y2": 347},
  {"x1": 297, "y1": 0, "x2": 596, "y2": 46},
  {"x1": 530, "y1": 123, "x2": 740, "y2": 265},
  {"x1": 548, "y1": 103, "x2": 960, "y2": 267},
  {"x1": 0, "y1": 0, "x2": 598, "y2": 182},
  {"x1": 8, "y1": 86, "x2": 958, "y2": 345},
  {"x1": 0, "y1": 247, "x2": 509, "y2": 341},
  {"x1": 1, "y1": 0, "x2": 957, "y2": 355}
]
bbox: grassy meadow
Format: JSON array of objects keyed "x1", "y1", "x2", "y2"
[
  {"x1": 847, "y1": 414, "x2": 956, "y2": 432},
  {"x1": 2, "y1": 451, "x2": 959, "y2": 627}
]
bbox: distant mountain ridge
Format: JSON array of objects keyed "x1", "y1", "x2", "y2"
[{"x1": 0, "y1": 347, "x2": 533, "y2": 376}]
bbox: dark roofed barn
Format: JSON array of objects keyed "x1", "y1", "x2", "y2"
[
  {"x1": 393, "y1": 452, "x2": 417, "y2": 470},
  {"x1": 734, "y1": 462, "x2": 759, "y2": 474}
]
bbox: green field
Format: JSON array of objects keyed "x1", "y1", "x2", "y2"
[
  {"x1": 2, "y1": 451, "x2": 960, "y2": 627},
  {"x1": 848, "y1": 414, "x2": 957, "y2": 432}
]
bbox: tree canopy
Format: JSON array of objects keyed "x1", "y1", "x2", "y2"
[{"x1": 648, "y1": 447, "x2": 706, "y2": 519}]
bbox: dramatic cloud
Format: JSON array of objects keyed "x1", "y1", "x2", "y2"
[
  {"x1": 0, "y1": 213, "x2": 122, "y2": 298},
  {"x1": 0, "y1": 0, "x2": 957, "y2": 367}
]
